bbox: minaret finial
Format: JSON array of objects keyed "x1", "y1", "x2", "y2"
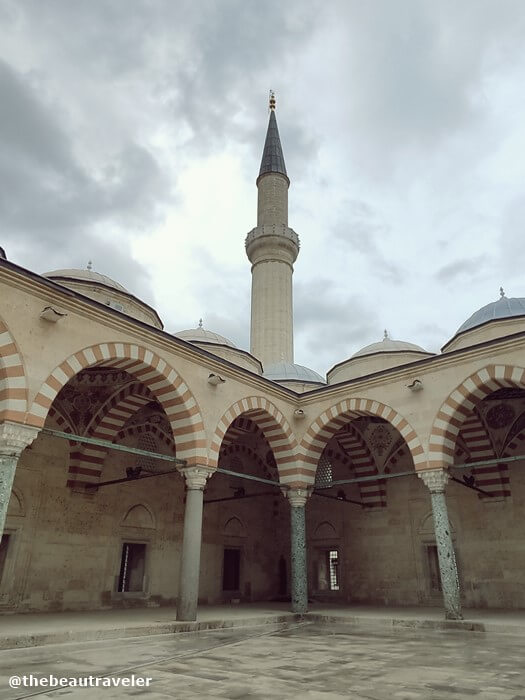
[
  {"x1": 500, "y1": 286, "x2": 505, "y2": 298},
  {"x1": 383, "y1": 329, "x2": 389, "y2": 340},
  {"x1": 198, "y1": 318, "x2": 203, "y2": 328},
  {"x1": 269, "y1": 90, "x2": 276, "y2": 111},
  {"x1": 87, "y1": 260, "x2": 92, "y2": 271}
]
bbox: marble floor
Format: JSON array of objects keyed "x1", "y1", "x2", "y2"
[{"x1": 1, "y1": 621, "x2": 525, "y2": 700}]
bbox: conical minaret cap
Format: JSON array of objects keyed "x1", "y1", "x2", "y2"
[{"x1": 258, "y1": 108, "x2": 287, "y2": 179}]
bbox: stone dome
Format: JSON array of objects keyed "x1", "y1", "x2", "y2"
[
  {"x1": 456, "y1": 294, "x2": 525, "y2": 335},
  {"x1": 43, "y1": 268, "x2": 129, "y2": 292},
  {"x1": 174, "y1": 324, "x2": 236, "y2": 348},
  {"x1": 352, "y1": 335, "x2": 429, "y2": 359},
  {"x1": 263, "y1": 362, "x2": 325, "y2": 384}
]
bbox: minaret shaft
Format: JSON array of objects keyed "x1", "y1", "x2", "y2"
[{"x1": 246, "y1": 101, "x2": 299, "y2": 369}]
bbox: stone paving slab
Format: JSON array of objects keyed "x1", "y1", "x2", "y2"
[{"x1": 1, "y1": 622, "x2": 525, "y2": 699}]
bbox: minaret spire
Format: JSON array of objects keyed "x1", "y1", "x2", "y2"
[
  {"x1": 246, "y1": 95, "x2": 300, "y2": 368},
  {"x1": 258, "y1": 91, "x2": 287, "y2": 180}
]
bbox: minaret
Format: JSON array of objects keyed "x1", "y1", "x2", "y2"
[{"x1": 246, "y1": 93, "x2": 300, "y2": 368}]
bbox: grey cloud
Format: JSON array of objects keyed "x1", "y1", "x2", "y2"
[
  {"x1": 435, "y1": 255, "x2": 488, "y2": 283},
  {"x1": 332, "y1": 200, "x2": 404, "y2": 284},
  {"x1": 0, "y1": 58, "x2": 168, "y2": 301},
  {"x1": 294, "y1": 278, "x2": 379, "y2": 372}
]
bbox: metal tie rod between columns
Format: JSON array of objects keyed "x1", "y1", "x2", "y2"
[{"x1": 41, "y1": 427, "x2": 187, "y2": 465}]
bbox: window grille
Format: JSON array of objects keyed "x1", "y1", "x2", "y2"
[
  {"x1": 137, "y1": 433, "x2": 158, "y2": 473},
  {"x1": 315, "y1": 455, "x2": 333, "y2": 488}
]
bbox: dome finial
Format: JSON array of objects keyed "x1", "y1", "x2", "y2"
[
  {"x1": 198, "y1": 318, "x2": 203, "y2": 329},
  {"x1": 269, "y1": 89, "x2": 276, "y2": 112},
  {"x1": 383, "y1": 329, "x2": 389, "y2": 340},
  {"x1": 500, "y1": 286, "x2": 505, "y2": 298},
  {"x1": 87, "y1": 260, "x2": 92, "y2": 271}
]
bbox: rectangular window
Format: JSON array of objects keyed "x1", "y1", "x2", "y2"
[
  {"x1": 117, "y1": 542, "x2": 146, "y2": 592},
  {"x1": 426, "y1": 544, "x2": 442, "y2": 592},
  {"x1": 328, "y1": 549, "x2": 339, "y2": 591},
  {"x1": 0, "y1": 535, "x2": 10, "y2": 585},
  {"x1": 223, "y1": 548, "x2": 241, "y2": 591}
]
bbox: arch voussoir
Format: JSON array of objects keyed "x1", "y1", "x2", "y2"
[
  {"x1": 429, "y1": 364, "x2": 525, "y2": 469},
  {"x1": 27, "y1": 343, "x2": 207, "y2": 469},
  {"x1": 210, "y1": 397, "x2": 297, "y2": 475},
  {"x1": 299, "y1": 398, "x2": 425, "y2": 483}
]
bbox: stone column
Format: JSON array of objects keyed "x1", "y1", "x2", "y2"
[
  {"x1": 176, "y1": 465, "x2": 214, "y2": 621},
  {"x1": 418, "y1": 468, "x2": 463, "y2": 620},
  {"x1": 287, "y1": 488, "x2": 309, "y2": 615},
  {"x1": 0, "y1": 422, "x2": 39, "y2": 540}
]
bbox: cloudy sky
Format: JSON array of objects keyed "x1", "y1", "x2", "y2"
[{"x1": 2, "y1": 1, "x2": 525, "y2": 376}]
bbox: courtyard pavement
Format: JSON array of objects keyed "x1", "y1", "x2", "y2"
[
  {"x1": 1, "y1": 621, "x2": 525, "y2": 699},
  {"x1": 2, "y1": 603, "x2": 525, "y2": 649}
]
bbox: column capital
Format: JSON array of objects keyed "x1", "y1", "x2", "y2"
[
  {"x1": 178, "y1": 465, "x2": 215, "y2": 490},
  {"x1": 0, "y1": 422, "x2": 39, "y2": 456},
  {"x1": 418, "y1": 468, "x2": 449, "y2": 493},
  {"x1": 286, "y1": 487, "x2": 311, "y2": 508}
]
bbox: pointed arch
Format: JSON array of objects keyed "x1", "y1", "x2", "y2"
[
  {"x1": 336, "y1": 424, "x2": 386, "y2": 508},
  {"x1": 210, "y1": 397, "x2": 297, "y2": 476},
  {"x1": 299, "y1": 398, "x2": 425, "y2": 486},
  {"x1": 0, "y1": 318, "x2": 27, "y2": 422},
  {"x1": 456, "y1": 412, "x2": 509, "y2": 498},
  {"x1": 428, "y1": 365, "x2": 525, "y2": 468},
  {"x1": 67, "y1": 381, "x2": 157, "y2": 487},
  {"x1": 219, "y1": 443, "x2": 275, "y2": 480},
  {"x1": 26, "y1": 342, "x2": 206, "y2": 465}
]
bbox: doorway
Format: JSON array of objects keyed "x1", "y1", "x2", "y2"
[
  {"x1": 222, "y1": 548, "x2": 241, "y2": 592},
  {"x1": 117, "y1": 542, "x2": 146, "y2": 592}
]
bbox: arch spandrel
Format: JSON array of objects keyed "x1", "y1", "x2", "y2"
[
  {"x1": 298, "y1": 398, "x2": 426, "y2": 486},
  {"x1": 428, "y1": 364, "x2": 525, "y2": 468},
  {"x1": 25, "y1": 342, "x2": 207, "y2": 466}
]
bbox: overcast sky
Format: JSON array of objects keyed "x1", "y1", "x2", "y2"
[{"x1": 2, "y1": 0, "x2": 525, "y2": 376}]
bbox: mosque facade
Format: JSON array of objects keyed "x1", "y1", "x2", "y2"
[{"x1": 1, "y1": 99, "x2": 525, "y2": 621}]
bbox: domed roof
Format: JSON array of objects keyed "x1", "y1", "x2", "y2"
[
  {"x1": 43, "y1": 267, "x2": 129, "y2": 293},
  {"x1": 174, "y1": 321, "x2": 236, "y2": 348},
  {"x1": 263, "y1": 362, "x2": 325, "y2": 384},
  {"x1": 456, "y1": 291, "x2": 525, "y2": 335},
  {"x1": 352, "y1": 332, "x2": 430, "y2": 359}
]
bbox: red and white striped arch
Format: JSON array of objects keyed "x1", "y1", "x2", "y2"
[
  {"x1": 67, "y1": 382, "x2": 157, "y2": 488},
  {"x1": 457, "y1": 412, "x2": 510, "y2": 499},
  {"x1": 336, "y1": 424, "x2": 386, "y2": 508},
  {"x1": 429, "y1": 364, "x2": 525, "y2": 469},
  {"x1": 210, "y1": 397, "x2": 297, "y2": 478},
  {"x1": 299, "y1": 398, "x2": 425, "y2": 487},
  {"x1": 0, "y1": 318, "x2": 27, "y2": 423},
  {"x1": 26, "y1": 342, "x2": 206, "y2": 465},
  {"x1": 219, "y1": 443, "x2": 273, "y2": 479}
]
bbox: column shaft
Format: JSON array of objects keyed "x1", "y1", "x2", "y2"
[
  {"x1": 0, "y1": 454, "x2": 17, "y2": 539},
  {"x1": 430, "y1": 490, "x2": 462, "y2": 620},
  {"x1": 290, "y1": 503, "x2": 307, "y2": 614},
  {"x1": 177, "y1": 487, "x2": 204, "y2": 621}
]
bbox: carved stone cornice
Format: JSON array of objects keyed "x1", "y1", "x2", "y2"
[
  {"x1": 178, "y1": 465, "x2": 215, "y2": 490},
  {"x1": 418, "y1": 468, "x2": 449, "y2": 493},
  {"x1": 0, "y1": 422, "x2": 40, "y2": 456}
]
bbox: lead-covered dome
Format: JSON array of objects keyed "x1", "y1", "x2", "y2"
[
  {"x1": 263, "y1": 362, "x2": 325, "y2": 392},
  {"x1": 44, "y1": 268, "x2": 129, "y2": 292},
  {"x1": 174, "y1": 324, "x2": 236, "y2": 348},
  {"x1": 443, "y1": 290, "x2": 525, "y2": 352},
  {"x1": 173, "y1": 322, "x2": 262, "y2": 375},
  {"x1": 352, "y1": 337, "x2": 429, "y2": 358},
  {"x1": 328, "y1": 332, "x2": 433, "y2": 384},
  {"x1": 42, "y1": 265, "x2": 163, "y2": 329}
]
